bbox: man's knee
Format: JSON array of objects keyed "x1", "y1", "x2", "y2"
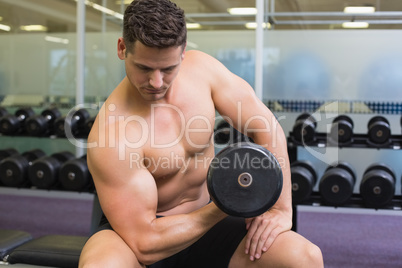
[
  {"x1": 79, "y1": 254, "x2": 146, "y2": 268},
  {"x1": 294, "y1": 242, "x2": 324, "y2": 268}
]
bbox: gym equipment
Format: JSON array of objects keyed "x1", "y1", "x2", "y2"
[
  {"x1": 0, "y1": 148, "x2": 18, "y2": 161},
  {"x1": 54, "y1": 108, "x2": 90, "y2": 138},
  {"x1": 207, "y1": 142, "x2": 283, "y2": 218},
  {"x1": 329, "y1": 115, "x2": 354, "y2": 144},
  {"x1": 214, "y1": 120, "x2": 247, "y2": 145},
  {"x1": 80, "y1": 116, "x2": 96, "y2": 137},
  {"x1": 25, "y1": 107, "x2": 62, "y2": 136},
  {"x1": 59, "y1": 155, "x2": 94, "y2": 192},
  {"x1": 291, "y1": 161, "x2": 317, "y2": 204},
  {"x1": 360, "y1": 163, "x2": 395, "y2": 208},
  {"x1": 0, "y1": 107, "x2": 35, "y2": 135},
  {"x1": 292, "y1": 113, "x2": 317, "y2": 144},
  {"x1": 319, "y1": 162, "x2": 356, "y2": 206},
  {"x1": 0, "y1": 229, "x2": 32, "y2": 260},
  {"x1": 367, "y1": 116, "x2": 391, "y2": 144},
  {"x1": 0, "y1": 106, "x2": 8, "y2": 117},
  {"x1": 0, "y1": 149, "x2": 46, "y2": 187},
  {"x1": 28, "y1": 151, "x2": 75, "y2": 189},
  {"x1": 6, "y1": 235, "x2": 87, "y2": 268}
]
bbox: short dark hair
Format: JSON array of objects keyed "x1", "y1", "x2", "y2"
[{"x1": 123, "y1": 0, "x2": 187, "y2": 54}]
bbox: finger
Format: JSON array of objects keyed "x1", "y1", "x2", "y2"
[
  {"x1": 250, "y1": 218, "x2": 271, "y2": 260},
  {"x1": 245, "y1": 218, "x2": 254, "y2": 230},
  {"x1": 256, "y1": 223, "x2": 278, "y2": 256},
  {"x1": 261, "y1": 226, "x2": 280, "y2": 253},
  {"x1": 247, "y1": 218, "x2": 269, "y2": 261},
  {"x1": 244, "y1": 218, "x2": 259, "y2": 256}
]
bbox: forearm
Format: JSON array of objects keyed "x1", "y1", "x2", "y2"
[{"x1": 131, "y1": 203, "x2": 226, "y2": 265}]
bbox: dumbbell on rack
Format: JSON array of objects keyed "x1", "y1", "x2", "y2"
[
  {"x1": 367, "y1": 116, "x2": 391, "y2": 145},
  {"x1": 54, "y1": 108, "x2": 90, "y2": 138},
  {"x1": 291, "y1": 113, "x2": 317, "y2": 144},
  {"x1": 25, "y1": 107, "x2": 62, "y2": 136},
  {"x1": 0, "y1": 148, "x2": 19, "y2": 162},
  {"x1": 290, "y1": 161, "x2": 317, "y2": 204},
  {"x1": 319, "y1": 162, "x2": 356, "y2": 206},
  {"x1": 80, "y1": 117, "x2": 96, "y2": 137},
  {"x1": 329, "y1": 115, "x2": 354, "y2": 145},
  {"x1": 59, "y1": 155, "x2": 94, "y2": 192},
  {"x1": 28, "y1": 151, "x2": 75, "y2": 189},
  {"x1": 0, "y1": 107, "x2": 35, "y2": 135},
  {"x1": 0, "y1": 148, "x2": 19, "y2": 186},
  {"x1": 0, "y1": 107, "x2": 8, "y2": 117},
  {"x1": 360, "y1": 163, "x2": 396, "y2": 208},
  {"x1": 214, "y1": 120, "x2": 247, "y2": 145},
  {"x1": 0, "y1": 149, "x2": 46, "y2": 188}
]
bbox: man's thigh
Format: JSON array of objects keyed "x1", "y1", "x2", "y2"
[
  {"x1": 79, "y1": 229, "x2": 144, "y2": 268},
  {"x1": 229, "y1": 230, "x2": 324, "y2": 268}
]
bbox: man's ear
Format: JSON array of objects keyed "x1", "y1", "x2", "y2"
[
  {"x1": 117, "y1": 37, "x2": 126, "y2": 60},
  {"x1": 181, "y1": 43, "x2": 187, "y2": 60}
]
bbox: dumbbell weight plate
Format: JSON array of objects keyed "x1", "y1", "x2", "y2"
[
  {"x1": 319, "y1": 162, "x2": 356, "y2": 206},
  {"x1": 0, "y1": 148, "x2": 19, "y2": 161},
  {"x1": 28, "y1": 151, "x2": 75, "y2": 189},
  {"x1": 291, "y1": 161, "x2": 317, "y2": 204},
  {"x1": 360, "y1": 164, "x2": 395, "y2": 208},
  {"x1": 0, "y1": 107, "x2": 8, "y2": 117},
  {"x1": 207, "y1": 142, "x2": 283, "y2": 218},
  {"x1": 26, "y1": 107, "x2": 61, "y2": 136},
  {"x1": 214, "y1": 121, "x2": 231, "y2": 144},
  {"x1": 81, "y1": 117, "x2": 95, "y2": 136},
  {"x1": 367, "y1": 116, "x2": 391, "y2": 144},
  {"x1": 0, "y1": 155, "x2": 29, "y2": 187},
  {"x1": 0, "y1": 108, "x2": 35, "y2": 135},
  {"x1": 60, "y1": 158, "x2": 92, "y2": 191},
  {"x1": 214, "y1": 120, "x2": 246, "y2": 145},
  {"x1": 0, "y1": 149, "x2": 45, "y2": 187},
  {"x1": 55, "y1": 109, "x2": 91, "y2": 137},
  {"x1": 292, "y1": 113, "x2": 317, "y2": 143},
  {"x1": 330, "y1": 115, "x2": 354, "y2": 143}
]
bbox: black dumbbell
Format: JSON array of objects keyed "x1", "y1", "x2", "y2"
[
  {"x1": 214, "y1": 120, "x2": 248, "y2": 145},
  {"x1": 207, "y1": 142, "x2": 283, "y2": 218},
  {"x1": 0, "y1": 148, "x2": 19, "y2": 186},
  {"x1": 0, "y1": 149, "x2": 46, "y2": 187},
  {"x1": 291, "y1": 161, "x2": 317, "y2": 204},
  {"x1": 28, "y1": 151, "x2": 75, "y2": 189},
  {"x1": 360, "y1": 163, "x2": 395, "y2": 208},
  {"x1": 25, "y1": 107, "x2": 62, "y2": 136},
  {"x1": 0, "y1": 107, "x2": 35, "y2": 135},
  {"x1": 0, "y1": 148, "x2": 19, "y2": 162},
  {"x1": 329, "y1": 115, "x2": 354, "y2": 144},
  {"x1": 80, "y1": 117, "x2": 96, "y2": 137},
  {"x1": 319, "y1": 162, "x2": 356, "y2": 206},
  {"x1": 367, "y1": 116, "x2": 391, "y2": 145},
  {"x1": 0, "y1": 107, "x2": 8, "y2": 117},
  {"x1": 54, "y1": 108, "x2": 90, "y2": 138},
  {"x1": 292, "y1": 113, "x2": 317, "y2": 144},
  {"x1": 59, "y1": 155, "x2": 94, "y2": 192}
]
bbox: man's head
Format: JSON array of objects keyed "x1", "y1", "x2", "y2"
[{"x1": 123, "y1": 0, "x2": 187, "y2": 55}]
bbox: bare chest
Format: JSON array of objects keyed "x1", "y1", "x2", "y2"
[{"x1": 142, "y1": 98, "x2": 215, "y2": 178}]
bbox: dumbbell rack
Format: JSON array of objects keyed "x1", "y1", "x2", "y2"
[
  {"x1": 287, "y1": 131, "x2": 402, "y2": 231},
  {"x1": 288, "y1": 132, "x2": 402, "y2": 150}
]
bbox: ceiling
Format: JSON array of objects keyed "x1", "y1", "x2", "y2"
[{"x1": 0, "y1": 0, "x2": 401, "y2": 34}]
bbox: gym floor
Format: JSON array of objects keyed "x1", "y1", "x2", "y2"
[{"x1": 1, "y1": 188, "x2": 401, "y2": 267}]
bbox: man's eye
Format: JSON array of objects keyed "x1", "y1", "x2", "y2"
[{"x1": 163, "y1": 67, "x2": 174, "y2": 72}]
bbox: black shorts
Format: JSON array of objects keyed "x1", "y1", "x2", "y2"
[{"x1": 96, "y1": 214, "x2": 247, "y2": 268}]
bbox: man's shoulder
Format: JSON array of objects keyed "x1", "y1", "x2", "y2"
[{"x1": 184, "y1": 49, "x2": 216, "y2": 62}]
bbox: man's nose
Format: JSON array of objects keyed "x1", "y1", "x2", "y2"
[{"x1": 149, "y1": 70, "x2": 163, "y2": 89}]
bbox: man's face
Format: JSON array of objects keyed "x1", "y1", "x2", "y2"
[{"x1": 120, "y1": 40, "x2": 185, "y2": 102}]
